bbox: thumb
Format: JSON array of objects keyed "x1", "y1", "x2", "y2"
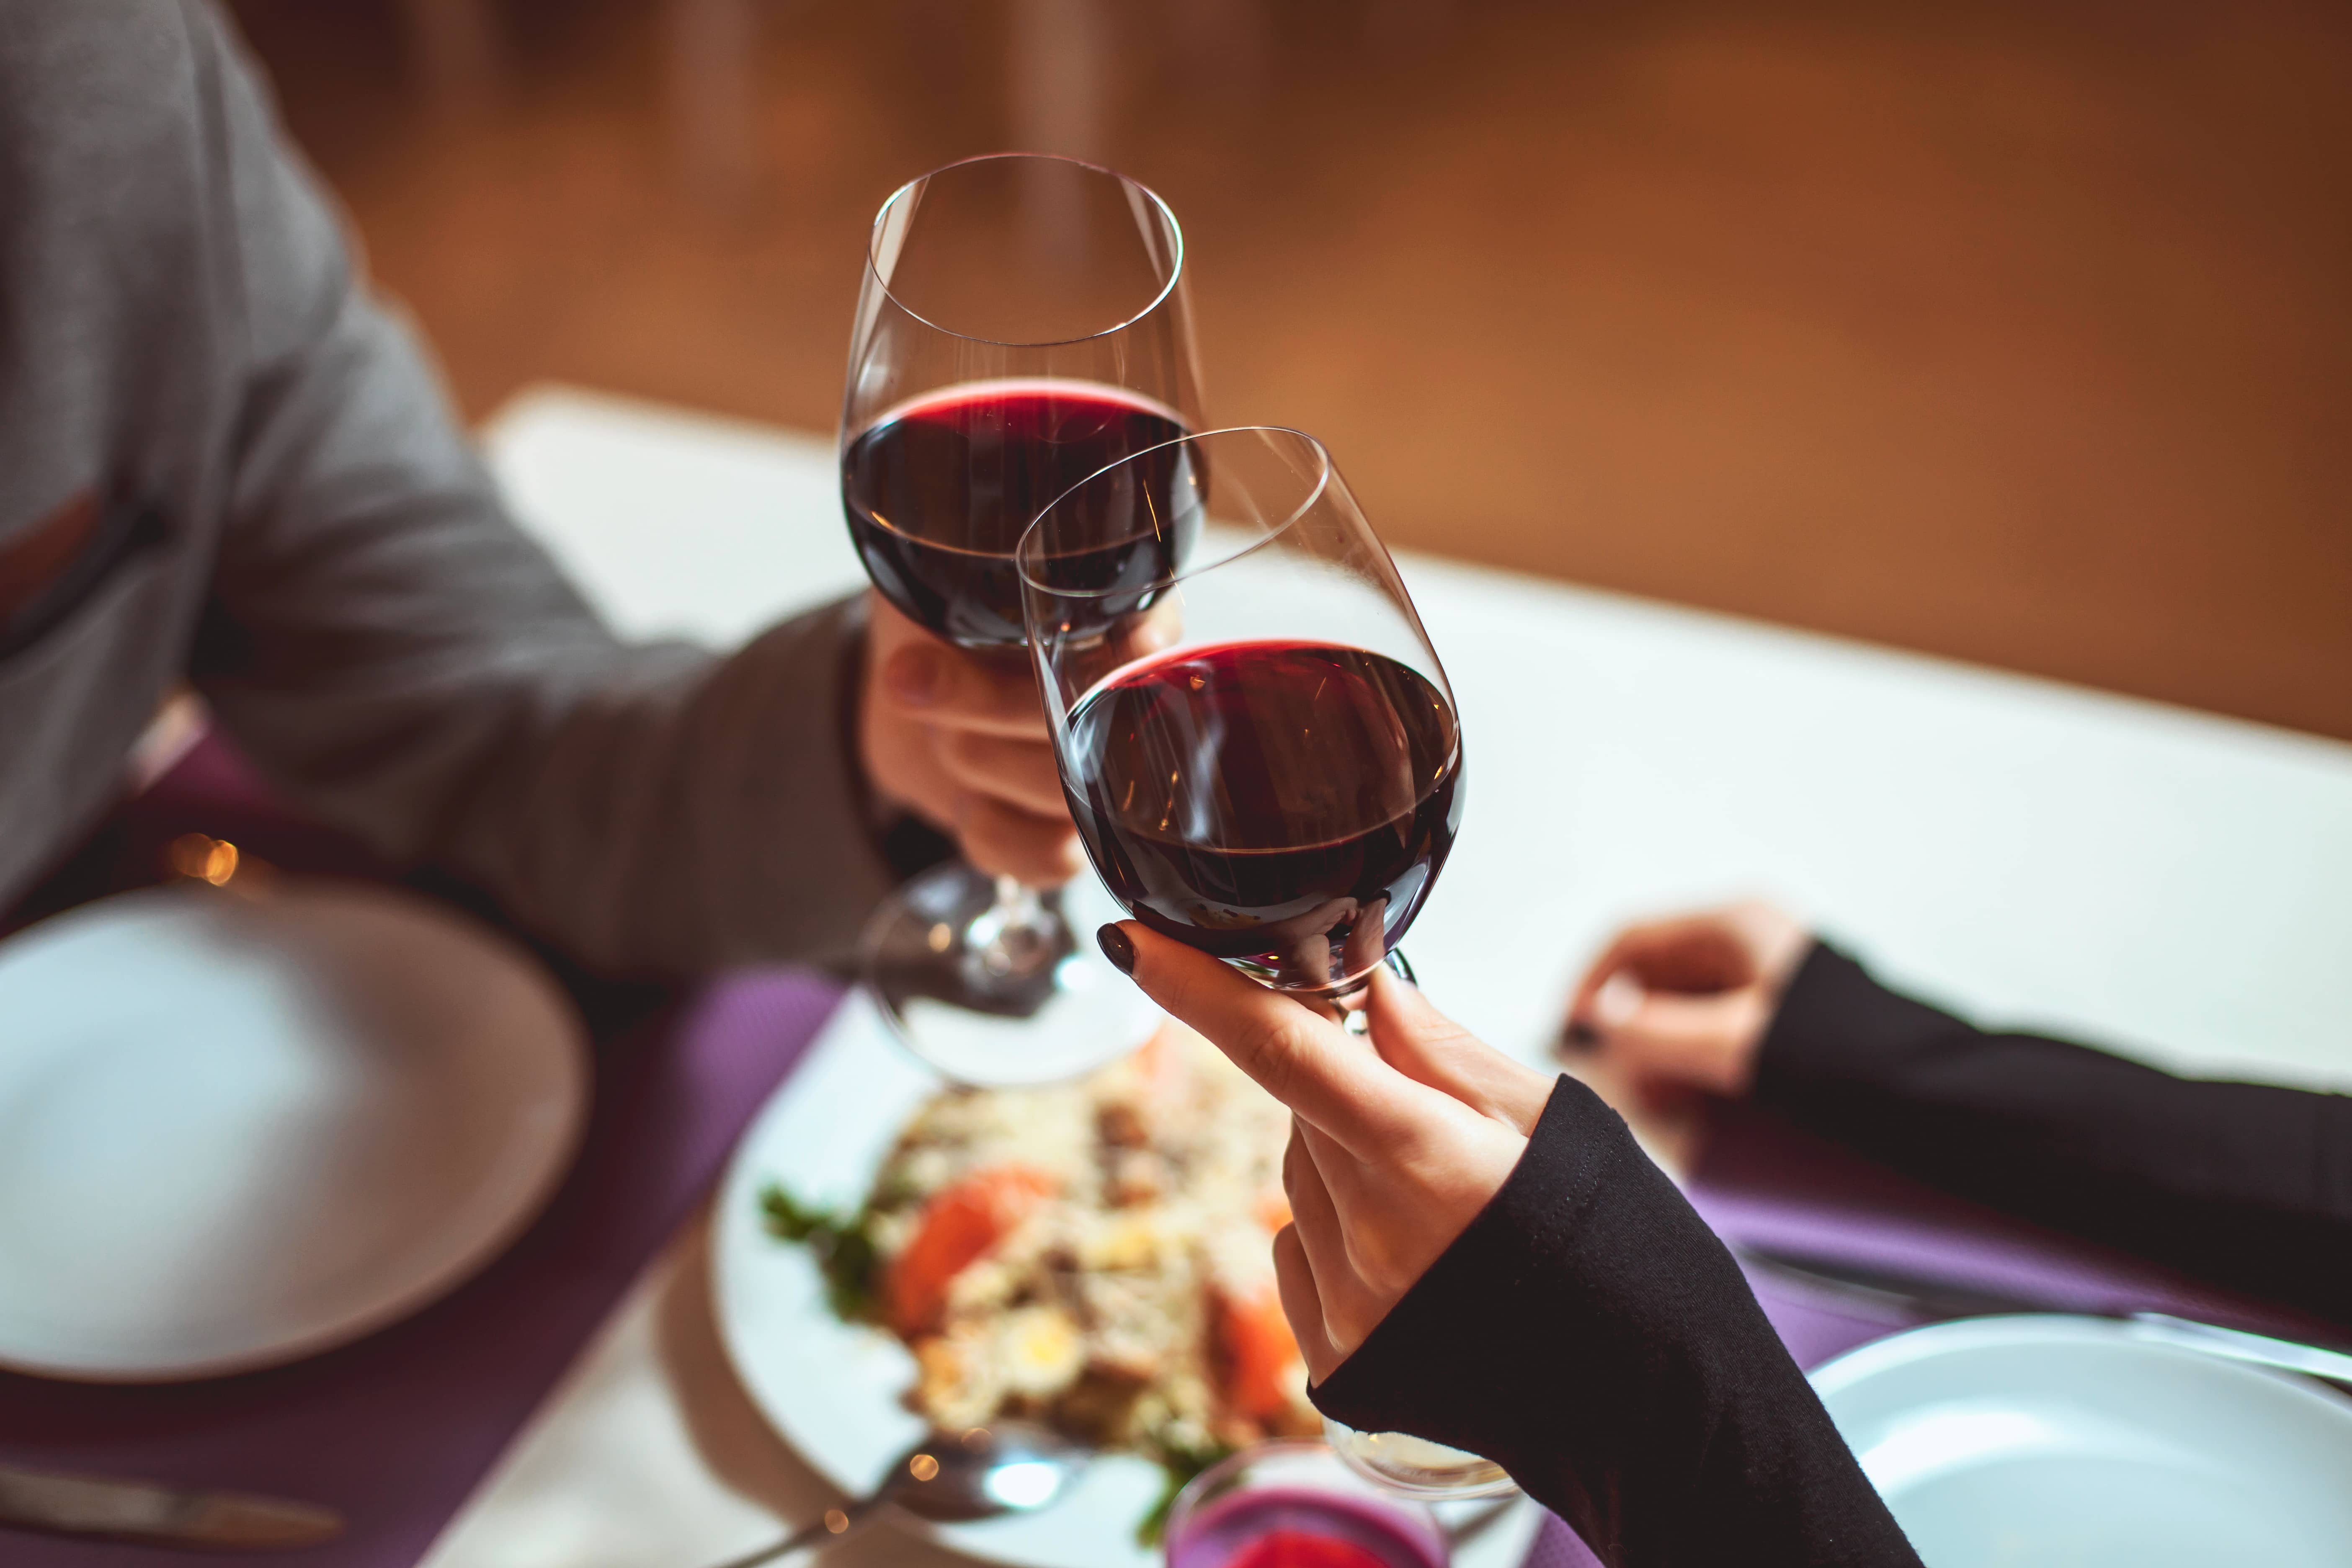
[{"x1": 1597, "y1": 980, "x2": 1772, "y2": 1096}]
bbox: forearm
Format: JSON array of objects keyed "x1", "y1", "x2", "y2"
[
  {"x1": 205, "y1": 578, "x2": 899, "y2": 977},
  {"x1": 1311, "y1": 1079, "x2": 1920, "y2": 1568},
  {"x1": 1756, "y1": 945, "x2": 2352, "y2": 1323}
]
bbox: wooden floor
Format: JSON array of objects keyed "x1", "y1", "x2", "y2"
[{"x1": 230, "y1": 0, "x2": 2352, "y2": 742}]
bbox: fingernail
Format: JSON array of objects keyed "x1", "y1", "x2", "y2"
[
  {"x1": 1097, "y1": 923, "x2": 1135, "y2": 975},
  {"x1": 885, "y1": 647, "x2": 943, "y2": 707},
  {"x1": 1560, "y1": 1019, "x2": 1602, "y2": 1054},
  {"x1": 1594, "y1": 972, "x2": 1644, "y2": 1029}
]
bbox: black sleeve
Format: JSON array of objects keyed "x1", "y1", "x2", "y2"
[
  {"x1": 1756, "y1": 944, "x2": 2352, "y2": 1326},
  {"x1": 1311, "y1": 1078, "x2": 1922, "y2": 1568}
]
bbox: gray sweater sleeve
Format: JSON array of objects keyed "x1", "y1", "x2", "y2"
[{"x1": 181, "y1": 3, "x2": 895, "y2": 974}]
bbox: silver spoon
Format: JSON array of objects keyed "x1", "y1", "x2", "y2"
[{"x1": 701, "y1": 1423, "x2": 1087, "y2": 1568}]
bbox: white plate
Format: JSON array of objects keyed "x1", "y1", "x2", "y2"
[
  {"x1": 711, "y1": 993, "x2": 1542, "y2": 1568},
  {"x1": 1812, "y1": 1315, "x2": 2352, "y2": 1567},
  {"x1": 0, "y1": 880, "x2": 588, "y2": 1381}
]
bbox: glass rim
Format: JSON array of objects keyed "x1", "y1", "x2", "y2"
[
  {"x1": 867, "y1": 151, "x2": 1187, "y2": 349},
  {"x1": 1014, "y1": 424, "x2": 1335, "y2": 599},
  {"x1": 1163, "y1": 1439, "x2": 1444, "y2": 1564}
]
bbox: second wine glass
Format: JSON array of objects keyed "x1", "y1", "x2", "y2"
[
  {"x1": 1017, "y1": 425, "x2": 1464, "y2": 1010},
  {"x1": 1019, "y1": 426, "x2": 1506, "y2": 1500},
  {"x1": 841, "y1": 152, "x2": 1201, "y2": 1084}
]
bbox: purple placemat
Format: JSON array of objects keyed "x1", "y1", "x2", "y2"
[{"x1": 0, "y1": 969, "x2": 846, "y2": 1568}]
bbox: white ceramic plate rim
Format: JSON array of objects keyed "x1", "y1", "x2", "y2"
[
  {"x1": 0, "y1": 882, "x2": 591, "y2": 1382},
  {"x1": 1810, "y1": 1312, "x2": 2352, "y2": 1404},
  {"x1": 1809, "y1": 1311, "x2": 2352, "y2": 1554}
]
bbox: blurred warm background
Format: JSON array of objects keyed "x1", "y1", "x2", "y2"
[{"x1": 228, "y1": 0, "x2": 2352, "y2": 741}]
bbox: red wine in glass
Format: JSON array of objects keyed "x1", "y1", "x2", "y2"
[
  {"x1": 843, "y1": 378, "x2": 1192, "y2": 649},
  {"x1": 1060, "y1": 638, "x2": 1464, "y2": 988},
  {"x1": 1164, "y1": 1486, "x2": 1448, "y2": 1568}
]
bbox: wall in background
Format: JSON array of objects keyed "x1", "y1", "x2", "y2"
[{"x1": 232, "y1": 0, "x2": 2352, "y2": 741}]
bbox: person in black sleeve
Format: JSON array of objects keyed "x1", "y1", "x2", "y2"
[
  {"x1": 1095, "y1": 918, "x2": 1926, "y2": 1568},
  {"x1": 1565, "y1": 902, "x2": 2352, "y2": 1328}
]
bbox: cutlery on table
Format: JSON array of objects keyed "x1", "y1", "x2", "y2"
[
  {"x1": 0, "y1": 1461, "x2": 343, "y2": 1550},
  {"x1": 701, "y1": 1422, "x2": 1086, "y2": 1568},
  {"x1": 1735, "y1": 1244, "x2": 2352, "y2": 1390},
  {"x1": 1437, "y1": 1492, "x2": 1520, "y2": 1547},
  {"x1": 2125, "y1": 1312, "x2": 2352, "y2": 1389}
]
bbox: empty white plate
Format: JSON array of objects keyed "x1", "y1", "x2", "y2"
[
  {"x1": 0, "y1": 880, "x2": 588, "y2": 1382},
  {"x1": 1812, "y1": 1315, "x2": 2352, "y2": 1567}
]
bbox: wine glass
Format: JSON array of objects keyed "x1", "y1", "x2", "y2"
[
  {"x1": 1019, "y1": 427, "x2": 1509, "y2": 1498},
  {"x1": 1017, "y1": 426, "x2": 1461, "y2": 1010},
  {"x1": 1163, "y1": 1440, "x2": 1449, "y2": 1568},
  {"x1": 841, "y1": 152, "x2": 1201, "y2": 1084}
]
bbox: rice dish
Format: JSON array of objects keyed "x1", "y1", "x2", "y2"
[{"x1": 767, "y1": 1023, "x2": 1317, "y2": 1471}]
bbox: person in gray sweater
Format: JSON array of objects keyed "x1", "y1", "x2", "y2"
[{"x1": 0, "y1": 0, "x2": 1079, "y2": 973}]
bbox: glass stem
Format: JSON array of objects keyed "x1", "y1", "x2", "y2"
[
  {"x1": 1337, "y1": 948, "x2": 1416, "y2": 1036},
  {"x1": 992, "y1": 874, "x2": 1042, "y2": 924},
  {"x1": 967, "y1": 872, "x2": 1057, "y2": 980}
]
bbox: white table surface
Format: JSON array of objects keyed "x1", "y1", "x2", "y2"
[{"x1": 419, "y1": 383, "x2": 2352, "y2": 1568}]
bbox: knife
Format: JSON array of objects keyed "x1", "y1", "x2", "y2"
[
  {"x1": 1731, "y1": 1243, "x2": 2052, "y2": 1320},
  {"x1": 0, "y1": 1462, "x2": 343, "y2": 1550},
  {"x1": 1734, "y1": 1243, "x2": 2352, "y2": 1390}
]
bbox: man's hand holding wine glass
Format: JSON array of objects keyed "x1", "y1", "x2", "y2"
[{"x1": 858, "y1": 591, "x2": 1083, "y2": 889}]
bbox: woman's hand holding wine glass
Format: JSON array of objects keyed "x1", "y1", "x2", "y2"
[{"x1": 1101, "y1": 918, "x2": 1551, "y2": 1380}]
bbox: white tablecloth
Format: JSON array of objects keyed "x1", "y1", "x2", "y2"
[{"x1": 418, "y1": 384, "x2": 2352, "y2": 1568}]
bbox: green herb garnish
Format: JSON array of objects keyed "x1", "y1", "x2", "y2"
[
  {"x1": 760, "y1": 1184, "x2": 882, "y2": 1323},
  {"x1": 1136, "y1": 1437, "x2": 1235, "y2": 1546}
]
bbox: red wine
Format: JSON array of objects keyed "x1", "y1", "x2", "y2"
[
  {"x1": 1063, "y1": 640, "x2": 1463, "y2": 989},
  {"x1": 1165, "y1": 1488, "x2": 1447, "y2": 1568},
  {"x1": 842, "y1": 378, "x2": 1191, "y2": 648}
]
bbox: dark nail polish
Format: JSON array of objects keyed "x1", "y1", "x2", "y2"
[
  {"x1": 1560, "y1": 1019, "x2": 1601, "y2": 1054},
  {"x1": 1096, "y1": 923, "x2": 1136, "y2": 975}
]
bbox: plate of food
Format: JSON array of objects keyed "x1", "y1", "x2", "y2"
[{"x1": 710, "y1": 993, "x2": 1540, "y2": 1568}]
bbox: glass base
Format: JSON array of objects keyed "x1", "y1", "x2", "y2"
[
  {"x1": 1324, "y1": 1416, "x2": 1519, "y2": 1501},
  {"x1": 860, "y1": 861, "x2": 1161, "y2": 1086}
]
